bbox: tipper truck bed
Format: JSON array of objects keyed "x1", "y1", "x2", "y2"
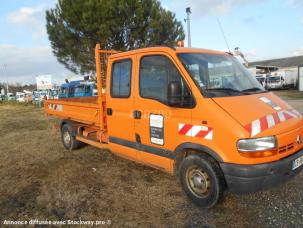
[
  {"x1": 46, "y1": 97, "x2": 100, "y2": 125},
  {"x1": 45, "y1": 46, "x2": 115, "y2": 143}
]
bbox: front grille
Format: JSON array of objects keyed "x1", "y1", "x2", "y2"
[{"x1": 279, "y1": 143, "x2": 294, "y2": 153}]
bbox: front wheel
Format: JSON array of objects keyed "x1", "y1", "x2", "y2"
[{"x1": 179, "y1": 154, "x2": 225, "y2": 208}]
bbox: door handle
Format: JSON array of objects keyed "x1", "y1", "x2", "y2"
[
  {"x1": 135, "y1": 133, "x2": 141, "y2": 144},
  {"x1": 107, "y1": 108, "x2": 113, "y2": 116},
  {"x1": 133, "y1": 110, "x2": 142, "y2": 119}
]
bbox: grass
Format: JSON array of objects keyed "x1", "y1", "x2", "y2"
[
  {"x1": 0, "y1": 103, "x2": 302, "y2": 227},
  {"x1": 0, "y1": 100, "x2": 39, "y2": 107},
  {"x1": 0, "y1": 104, "x2": 187, "y2": 226}
]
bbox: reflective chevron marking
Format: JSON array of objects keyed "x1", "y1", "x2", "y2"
[
  {"x1": 48, "y1": 104, "x2": 63, "y2": 112},
  {"x1": 245, "y1": 109, "x2": 302, "y2": 137},
  {"x1": 178, "y1": 124, "x2": 213, "y2": 140}
]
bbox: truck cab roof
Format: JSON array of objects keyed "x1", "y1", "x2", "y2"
[{"x1": 109, "y1": 46, "x2": 228, "y2": 59}]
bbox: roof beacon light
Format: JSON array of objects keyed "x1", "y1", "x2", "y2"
[{"x1": 177, "y1": 40, "x2": 185, "y2": 47}]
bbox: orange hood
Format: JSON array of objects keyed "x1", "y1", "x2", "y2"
[{"x1": 212, "y1": 92, "x2": 303, "y2": 137}]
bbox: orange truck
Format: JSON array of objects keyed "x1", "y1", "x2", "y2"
[{"x1": 45, "y1": 44, "x2": 303, "y2": 208}]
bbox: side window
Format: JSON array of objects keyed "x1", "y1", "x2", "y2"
[
  {"x1": 139, "y1": 55, "x2": 193, "y2": 107},
  {"x1": 75, "y1": 85, "x2": 85, "y2": 94},
  {"x1": 69, "y1": 87, "x2": 75, "y2": 95},
  {"x1": 84, "y1": 85, "x2": 90, "y2": 94},
  {"x1": 111, "y1": 59, "x2": 132, "y2": 98}
]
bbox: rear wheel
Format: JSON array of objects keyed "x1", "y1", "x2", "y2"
[
  {"x1": 61, "y1": 124, "x2": 82, "y2": 151},
  {"x1": 179, "y1": 154, "x2": 225, "y2": 208}
]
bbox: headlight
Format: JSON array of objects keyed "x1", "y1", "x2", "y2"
[{"x1": 237, "y1": 136, "x2": 277, "y2": 152}]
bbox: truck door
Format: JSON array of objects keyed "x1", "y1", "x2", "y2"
[
  {"x1": 106, "y1": 57, "x2": 138, "y2": 161},
  {"x1": 134, "y1": 54, "x2": 194, "y2": 172}
]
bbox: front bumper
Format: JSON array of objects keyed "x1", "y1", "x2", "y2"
[{"x1": 220, "y1": 148, "x2": 303, "y2": 194}]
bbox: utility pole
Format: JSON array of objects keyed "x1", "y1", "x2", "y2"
[
  {"x1": 3, "y1": 64, "x2": 8, "y2": 94},
  {"x1": 185, "y1": 7, "x2": 192, "y2": 48}
]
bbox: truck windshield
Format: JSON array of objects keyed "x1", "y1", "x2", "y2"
[
  {"x1": 269, "y1": 76, "x2": 280, "y2": 82},
  {"x1": 178, "y1": 53, "x2": 266, "y2": 97}
]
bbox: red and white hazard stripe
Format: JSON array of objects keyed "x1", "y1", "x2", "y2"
[
  {"x1": 48, "y1": 104, "x2": 63, "y2": 112},
  {"x1": 245, "y1": 109, "x2": 302, "y2": 137},
  {"x1": 178, "y1": 124, "x2": 213, "y2": 140}
]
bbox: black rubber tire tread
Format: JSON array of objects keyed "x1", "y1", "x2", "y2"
[
  {"x1": 179, "y1": 153, "x2": 226, "y2": 208},
  {"x1": 61, "y1": 124, "x2": 82, "y2": 151}
]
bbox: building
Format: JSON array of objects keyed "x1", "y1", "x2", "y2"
[{"x1": 248, "y1": 55, "x2": 303, "y2": 91}]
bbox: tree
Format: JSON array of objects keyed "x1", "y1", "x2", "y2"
[{"x1": 46, "y1": 0, "x2": 185, "y2": 75}]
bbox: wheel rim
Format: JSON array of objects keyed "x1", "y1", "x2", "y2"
[
  {"x1": 63, "y1": 130, "x2": 71, "y2": 146},
  {"x1": 186, "y1": 165, "x2": 211, "y2": 198}
]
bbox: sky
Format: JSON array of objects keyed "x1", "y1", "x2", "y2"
[{"x1": 0, "y1": 0, "x2": 303, "y2": 84}]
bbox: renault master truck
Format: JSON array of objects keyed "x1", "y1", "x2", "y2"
[{"x1": 45, "y1": 44, "x2": 303, "y2": 208}]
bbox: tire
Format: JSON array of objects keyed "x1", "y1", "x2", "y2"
[
  {"x1": 61, "y1": 124, "x2": 82, "y2": 151},
  {"x1": 179, "y1": 154, "x2": 225, "y2": 208}
]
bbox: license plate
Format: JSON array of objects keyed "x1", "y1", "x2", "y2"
[{"x1": 292, "y1": 155, "x2": 303, "y2": 170}]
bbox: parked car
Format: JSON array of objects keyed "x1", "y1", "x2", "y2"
[
  {"x1": 16, "y1": 92, "x2": 25, "y2": 102},
  {"x1": 7, "y1": 93, "x2": 16, "y2": 101}
]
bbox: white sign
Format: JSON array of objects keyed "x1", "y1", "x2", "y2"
[
  {"x1": 36, "y1": 75, "x2": 52, "y2": 90},
  {"x1": 150, "y1": 114, "x2": 164, "y2": 128},
  {"x1": 149, "y1": 114, "x2": 164, "y2": 145}
]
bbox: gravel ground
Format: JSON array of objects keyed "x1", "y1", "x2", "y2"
[
  {"x1": 0, "y1": 91, "x2": 302, "y2": 227},
  {"x1": 274, "y1": 90, "x2": 303, "y2": 113}
]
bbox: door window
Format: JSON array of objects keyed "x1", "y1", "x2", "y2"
[
  {"x1": 111, "y1": 59, "x2": 132, "y2": 98},
  {"x1": 139, "y1": 55, "x2": 193, "y2": 107}
]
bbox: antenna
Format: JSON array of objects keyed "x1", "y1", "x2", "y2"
[{"x1": 216, "y1": 17, "x2": 231, "y2": 53}]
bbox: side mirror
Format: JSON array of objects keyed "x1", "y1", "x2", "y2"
[{"x1": 168, "y1": 81, "x2": 182, "y2": 107}]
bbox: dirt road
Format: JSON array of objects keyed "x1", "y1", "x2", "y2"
[{"x1": 0, "y1": 92, "x2": 302, "y2": 227}]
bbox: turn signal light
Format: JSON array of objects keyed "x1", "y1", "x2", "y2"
[{"x1": 239, "y1": 149, "x2": 278, "y2": 158}]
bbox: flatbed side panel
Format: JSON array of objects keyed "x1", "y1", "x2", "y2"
[
  {"x1": 57, "y1": 96, "x2": 98, "y2": 104},
  {"x1": 45, "y1": 99, "x2": 101, "y2": 127},
  {"x1": 45, "y1": 97, "x2": 99, "y2": 107}
]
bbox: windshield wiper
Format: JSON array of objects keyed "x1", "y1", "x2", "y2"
[
  {"x1": 241, "y1": 87, "x2": 267, "y2": 93},
  {"x1": 205, "y1": 88, "x2": 247, "y2": 95}
]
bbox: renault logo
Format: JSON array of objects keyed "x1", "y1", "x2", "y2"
[{"x1": 298, "y1": 135, "x2": 302, "y2": 145}]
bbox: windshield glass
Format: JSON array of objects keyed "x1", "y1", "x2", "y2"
[
  {"x1": 178, "y1": 53, "x2": 266, "y2": 97},
  {"x1": 52, "y1": 90, "x2": 58, "y2": 96},
  {"x1": 74, "y1": 86, "x2": 85, "y2": 94},
  {"x1": 268, "y1": 76, "x2": 280, "y2": 82}
]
